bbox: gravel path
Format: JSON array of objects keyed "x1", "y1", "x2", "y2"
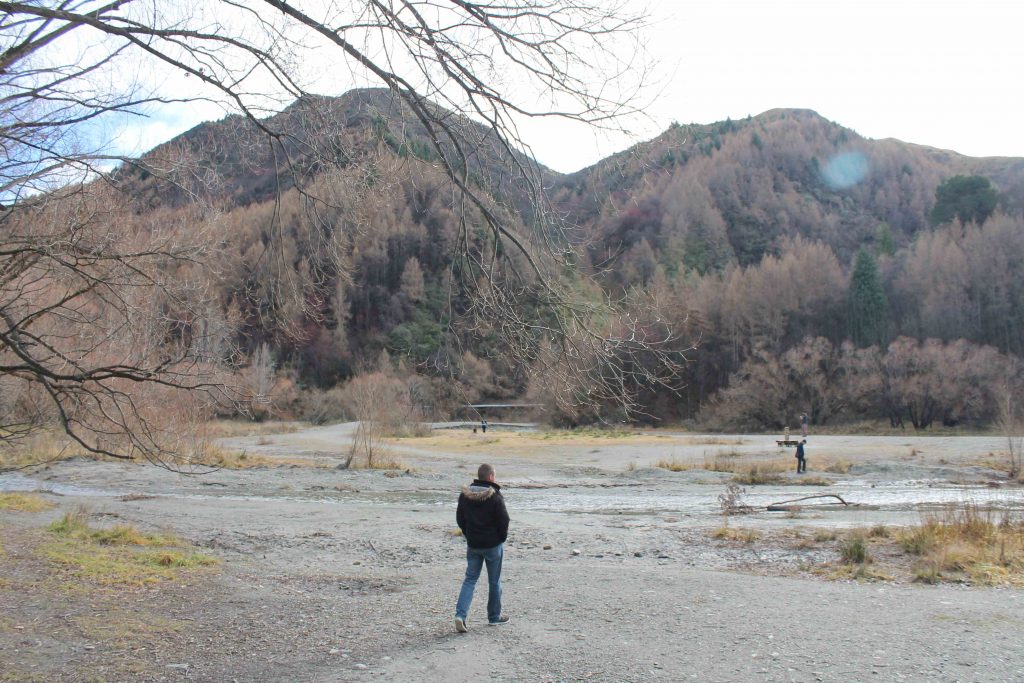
[
  {"x1": 2, "y1": 427, "x2": 1023, "y2": 681},
  {"x1": 341, "y1": 561, "x2": 1024, "y2": 682}
]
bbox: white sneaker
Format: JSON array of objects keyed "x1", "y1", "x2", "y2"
[{"x1": 454, "y1": 616, "x2": 468, "y2": 633}]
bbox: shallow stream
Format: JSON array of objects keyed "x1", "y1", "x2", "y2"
[{"x1": 3, "y1": 472, "x2": 1022, "y2": 523}]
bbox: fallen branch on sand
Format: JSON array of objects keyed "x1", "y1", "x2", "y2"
[{"x1": 767, "y1": 494, "x2": 850, "y2": 512}]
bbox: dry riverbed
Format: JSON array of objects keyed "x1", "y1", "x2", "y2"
[{"x1": 2, "y1": 426, "x2": 1023, "y2": 681}]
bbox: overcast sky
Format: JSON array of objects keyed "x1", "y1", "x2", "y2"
[
  {"x1": 121, "y1": 0, "x2": 1024, "y2": 175},
  {"x1": 519, "y1": 0, "x2": 1024, "y2": 173}
]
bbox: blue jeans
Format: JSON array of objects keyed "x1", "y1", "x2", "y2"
[{"x1": 455, "y1": 544, "x2": 503, "y2": 623}]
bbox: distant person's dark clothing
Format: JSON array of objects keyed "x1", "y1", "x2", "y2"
[
  {"x1": 456, "y1": 480, "x2": 509, "y2": 548},
  {"x1": 481, "y1": 419, "x2": 488, "y2": 434},
  {"x1": 795, "y1": 441, "x2": 807, "y2": 473},
  {"x1": 455, "y1": 478, "x2": 510, "y2": 627}
]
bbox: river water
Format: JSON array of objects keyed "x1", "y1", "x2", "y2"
[{"x1": 3, "y1": 472, "x2": 1022, "y2": 519}]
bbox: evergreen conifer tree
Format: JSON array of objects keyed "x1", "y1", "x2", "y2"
[{"x1": 848, "y1": 249, "x2": 888, "y2": 347}]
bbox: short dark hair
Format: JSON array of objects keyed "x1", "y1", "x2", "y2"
[{"x1": 478, "y1": 463, "x2": 495, "y2": 481}]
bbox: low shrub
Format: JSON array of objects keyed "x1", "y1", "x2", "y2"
[{"x1": 839, "y1": 534, "x2": 870, "y2": 564}]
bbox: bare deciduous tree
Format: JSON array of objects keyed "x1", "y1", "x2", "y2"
[
  {"x1": 995, "y1": 375, "x2": 1023, "y2": 479},
  {"x1": 1, "y1": 1, "x2": 681, "y2": 464},
  {"x1": 339, "y1": 370, "x2": 419, "y2": 468},
  {"x1": 245, "y1": 342, "x2": 277, "y2": 420},
  {"x1": 0, "y1": 182, "x2": 232, "y2": 468}
]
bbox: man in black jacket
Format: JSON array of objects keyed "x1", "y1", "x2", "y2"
[
  {"x1": 795, "y1": 439, "x2": 807, "y2": 473},
  {"x1": 454, "y1": 463, "x2": 510, "y2": 632}
]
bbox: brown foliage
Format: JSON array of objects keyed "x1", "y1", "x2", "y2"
[{"x1": 705, "y1": 336, "x2": 1017, "y2": 431}]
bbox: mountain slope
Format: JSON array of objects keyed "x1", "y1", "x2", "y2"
[
  {"x1": 102, "y1": 95, "x2": 1024, "y2": 420},
  {"x1": 551, "y1": 108, "x2": 1024, "y2": 275}
]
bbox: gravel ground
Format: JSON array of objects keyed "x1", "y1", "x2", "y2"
[{"x1": 1, "y1": 426, "x2": 1023, "y2": 681}]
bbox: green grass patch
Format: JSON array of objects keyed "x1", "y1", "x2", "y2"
[{"x1": 43, "y1": 508, "x2": 217, "y2": 586}]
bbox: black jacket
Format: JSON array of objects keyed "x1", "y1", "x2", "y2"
[{"x1": 456, "y1": 480, "x2": 509, "y2": 549}]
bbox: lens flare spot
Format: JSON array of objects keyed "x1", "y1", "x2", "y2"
[{"x1": 822, "y1": 151, "x2": 869, "y2": 189}]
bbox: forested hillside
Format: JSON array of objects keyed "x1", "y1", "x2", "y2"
[
  {"x1": 550, "y1": 108, "x2": 1024, "y2": 428},
  {"x1": 119, "y1": 95, "x2": 1024, "y2": 429}
]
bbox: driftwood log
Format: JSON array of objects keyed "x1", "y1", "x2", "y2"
[{"x1": 766, "y1": 494, "x2": 850, "y2": 512}]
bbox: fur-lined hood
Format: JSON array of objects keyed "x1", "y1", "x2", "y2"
[{"x1": 461, "y1": 480, "x2": 500, "y2": 502}]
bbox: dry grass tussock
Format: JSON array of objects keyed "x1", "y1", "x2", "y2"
[
  {"x1": 798, "y1": 506, "x2": 1024, "y2": 585},
  {"x1": 0, "y1": 427, "x2": 322, "y2": 471},
  {"x1": 653, "y1": 456, "x2": 787, "y2": 474},
  {"x1": 822, "y1": 458, "x2": 853, "y2": 473},
  {"x1": 653, "y1": 458, "x2": 693, "y2": 472},
  {"x1": 683, "y1": 436, "x2": 746, "y2": 446},
  {"x1": 198, "y1": 445, "x2": 275, "y2": 468},
  {"x1": 0, "y1": 492, "x2": 56, "y2": 512},
  {"x1": 344, "y1": 452, "x2": 408, "y2": 471},
  {"x1": 970, "y1": 451, "x2": 1024, "y2": 483},
  {"x1": 705, "y1": 457, "x2": 789, "y2": 475},
  {"x1": 44, "y1": 506, "x2": 217, "y2": 586},
  {"x1": 964, "y1": 453, "x2": 1024, "y2": 477},
  {"x1": 809, "y1": 421, "x2": 973, "y2": 437},
  {"x1": 710, "y1": 526, "x2": 761, "y2": 543},
  {"x1": 896, "y1": 505, "x2": 1024, "y2": 586},
  {"x1": 403, "y1": 429, "x2": 665, "y2": 456},
  {"x1": 0, "y1": 431, "x2": 89, "y2": 470},
  {"x1": 387, "y1": 422, "x2": 433, "y2": 438},
  {"x1": 197, "y1": 444, "x2": 330, "y2": 469},
  {"x1": 821, "y1": 563, "x2": 894, "y2": 582},
  {"x1": 654, "y1": 456, "x2": 791, "y2": 484},
  {"x1": 727, "y1": 460, "x2": 789, "y2": 485},
  {"x1": 197, "y1": 420, "x2": 305, "y2": 439},
  {"x1": 793, "y1": 475, "x2": 834, "y2": 487},
  {"x1": 539, "y1": 426, "x2": 644, "y2": 440},
  {"x1": 839, "y1": 533, "x2": 871, "y2": 564}
]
